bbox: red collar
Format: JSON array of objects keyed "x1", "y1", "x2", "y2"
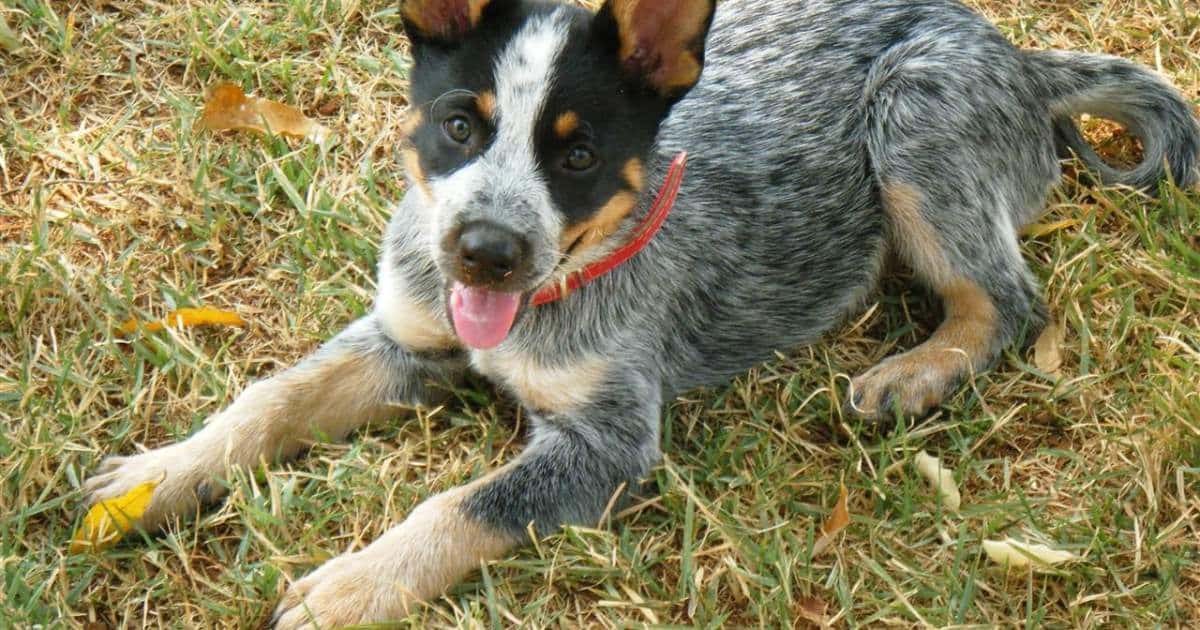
[{"x1": 532, "y1": 151, "x2": 688, "y2": 306}]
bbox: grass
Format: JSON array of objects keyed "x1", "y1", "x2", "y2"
[{"x1": 2, "y1": 0, "x2": 1199, "y2": 627}]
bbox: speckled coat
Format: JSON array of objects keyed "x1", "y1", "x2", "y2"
[{"x1": 83, "y1": 1, "x2": 1199, "y2": 626}]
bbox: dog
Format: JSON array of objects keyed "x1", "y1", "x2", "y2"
[{"x1": 82, "y1": 0, "x2": 1200, "y2": 626}]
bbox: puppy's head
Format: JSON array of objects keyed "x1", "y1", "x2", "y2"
[{"x1": 400, "y1": 0, "x2": 716, "y2": 349}]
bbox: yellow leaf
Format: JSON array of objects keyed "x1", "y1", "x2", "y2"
[
  {"x1": 198, "y1": 83, "x2": 328, "y2": 143},
  {"x1": 982, "y1": 538, "x2": 1080, "y2": 571},
  {"x1": 118, "y1": 307, "x2": 246, "y2": 336},
  {"x1": 70, "y1": 480, "x2": 159, "y2": 553},
  {"x1": 1033, "y1": 319, "x2": 1064, "y2": 375},
  {"x1": 813, "y1": 484, "x2": 849, "y2": 557},
  {"x1": 914, "y1": 450, "x2": 961, "y2": 512},
  {"x1": 1023, "y1": 218, "x2": 1080, "y2": 239}
]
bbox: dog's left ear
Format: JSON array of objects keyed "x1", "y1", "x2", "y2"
[
  {"x1": 401, "y1": 0, "x2": 505, "y2": 45},
  {"x1": 593, "y1": 0, "x2": 717, "y2": 100}
]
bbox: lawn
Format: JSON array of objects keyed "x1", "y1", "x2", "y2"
[{"x1": 2, "y1": 0, "x2": 1199, "y2": 627}]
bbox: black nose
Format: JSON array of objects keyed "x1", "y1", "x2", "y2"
[{"x1": 456, "y1": 221, "x2": 529, "y2": 286}]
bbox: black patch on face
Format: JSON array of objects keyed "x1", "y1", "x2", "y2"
[
  {"x1": 405, "y1": 2, "x2": 537, "y2": 179},
  {"x1": 534, "y1": 10, "x2": 672, "y2": 226}
]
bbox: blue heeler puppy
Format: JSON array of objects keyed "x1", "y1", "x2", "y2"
[{"x1": 82, "y1": 0, "x2": 1199, "y2": 625}]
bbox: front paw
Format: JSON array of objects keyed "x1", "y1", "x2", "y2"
[
  {"x1": 271, "y1": 551, "x2": 417, "y2": 630},
  {"x1": 82, "y1": 440, "x2": 220, "y2": 531},
  {"x1": 271, "y1": 493, "x2": 514, "y2": 628}
]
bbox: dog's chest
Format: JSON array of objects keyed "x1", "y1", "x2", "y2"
[{"x1": 470, "y1": 348, "x2": 608, "y2": 415}]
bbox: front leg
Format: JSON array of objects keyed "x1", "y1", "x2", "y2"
[
  {"x1": 272, "y1": 369, "x2": 662, "y2": 629},
  {"x1": 83, "y1": 316, "x2": 463, "y2": 530}
]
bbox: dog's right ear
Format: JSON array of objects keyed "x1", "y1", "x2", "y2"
[
  {"x1": 401, "y1": 0, "x2": 504, "y2": 45},
  {"x1": 592, "y1": 0, "x2": 717, "y2": 100}
]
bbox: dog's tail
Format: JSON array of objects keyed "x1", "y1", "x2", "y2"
[{"x1": 1023, "y1": 49, "x2": 1200, "y2": 192}]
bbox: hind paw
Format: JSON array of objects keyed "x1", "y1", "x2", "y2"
[{"x1": 845, "y1": 349, "x2": 969, "y2": 420}]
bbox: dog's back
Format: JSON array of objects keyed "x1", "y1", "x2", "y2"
[{"x1": 588, "y1": 0, "x2": 1200, "y2": 397}]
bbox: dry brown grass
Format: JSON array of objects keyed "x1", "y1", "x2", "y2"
[{"x1": 2, "y1": 0, "x2": 1199, "y2": 628}]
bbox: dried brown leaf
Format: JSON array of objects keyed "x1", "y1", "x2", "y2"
[
  {"x1": 198, "y1": 83, "x2": 328, "y2": 143},
  {"x1": 813, "y1": 484, "x2": 849, "y2": 557},
  {"x1": 796, "y1": 595, "x2": 831, "y2": 628}
]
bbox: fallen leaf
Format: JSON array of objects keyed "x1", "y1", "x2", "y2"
[
  {"x1": 70, "y1": 480, "x2": 159, "y2": 553},
  {"x1": 315, "y1": 96, "x2": 342, "y2": 116},
  {"x1": 914, "y1": 450, "x2": 961, "y2": 512},
  {"x1": 118, "y1": 307, "x2": 245, "y2": 336},
  {"x1": 1023, "y1": 218, "x2": 1080, "y2": 239},
  {"x1": 796, "y1": 595, "x2": 830, "y2": 628},
  {"x1": 982, "y1": 538, "x2": 1080, "y2": 571},
  {"x1": 813, "y1": 484, "x2": 849, "y2": 557},
  {"x1": 1033, "y1": 319, "x2": 1064, "y2": 375},
  {"x1": 198, "y1": 83, "x2": 328, "y2": 143}
]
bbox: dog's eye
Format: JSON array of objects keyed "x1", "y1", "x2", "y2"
[
  {"x1": 564, "y1": 144, "x2": 597, "y2": 172},
  {"x1": 443, "y1": 115, "x2": 472, "y2": 144}
]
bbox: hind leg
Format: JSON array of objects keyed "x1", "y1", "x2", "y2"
[
  {"x1": 850, "y1": 43, "x2": 1056, "y2": 419},
  {"x1": 849, "y1": 182, "x2": 1048, "y2": 419}
]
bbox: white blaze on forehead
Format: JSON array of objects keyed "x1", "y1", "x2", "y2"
[
  {"x1": 491, "y1": 12, "x2": 570, "y2": 171},
  {"x1": 424, "y1": 11, "x2": 571, "y2": 272}
]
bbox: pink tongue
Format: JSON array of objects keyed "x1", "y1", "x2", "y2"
[{"x1": 450, "y1": 283, "x2": 522, "y2": 350}]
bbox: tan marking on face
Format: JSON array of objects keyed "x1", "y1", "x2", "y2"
[
  {"x1": 400, "y1": 109, "x2": 424, "y2": 138},
  {"x1": 658, "y1": 52, "x2": 702, "y2": 93},
  {"x1": 611, "y1": 0, "x2": 711, "y2": 95},
  {"x1": 467, "y1": 0, "x2": 490, "y2": 24},
  {"x1": 476, "y1": 90, "x2": 496, "y2": 120},
  {"x1": 559, "y1": 190, "x2": 638, "y2": 251},
  {"x1": 623, "y1": 157, "x2": 644, "y2": 191},
  {"x1": 402, "y1": 148, "x2": 435, "y2": 201},
  {"x1": 554, "y1": 111, "x2": 579, "y2": 138},
  {"x1": 474, "y1": 351, "x2": 609, "y2": 414}
]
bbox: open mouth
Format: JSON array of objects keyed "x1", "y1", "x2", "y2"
[{"x1": 448, "y1": 282, "x2": 524, "y2": 350}]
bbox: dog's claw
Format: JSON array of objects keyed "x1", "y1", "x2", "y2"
[
  {"x1": 94, "y1": 455, "x2": 127, "y2": 476},
  {"x1": 82, "y1": 471, "x2": 118, "y2": 500},
  {"x1": 851, "y1": 388, "x2": 865, "y2": 409},
  {"x1": 195, "y1": 480, "x2": 220, "y2": 505},
  {"x1": 877, "y1": 390, "x2": 895, "y2": 419}
]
